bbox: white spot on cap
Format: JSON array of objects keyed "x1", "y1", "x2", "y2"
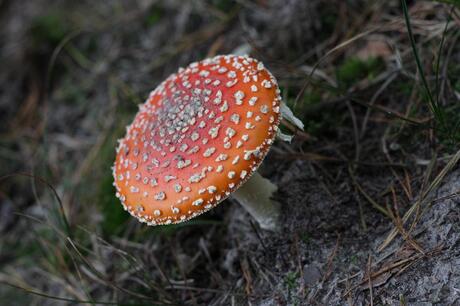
[
  {"x1": 154, "y1": 192, "x2": 166, "y2": 201},
  {"x1": 262, "y1": 79, "x2": 272, "y2": 88},
  {"x1": 245, "y1": 122, "x2": 255, "y2": 129},
  {"x1": 215, "y1": 153, "x2": 228, "y2": 161},
  {"x1": 191, "y1": 132, "x2": 199, "y2": 141},
  {"x1": 260, "y1": 105, "x2": 269, "y2": 114},
  {"x1": 193, "y1": 198, "x2": 204, "y2": 206},
  {"x1": 230, "y1": 114, "x2": 240, "y2": 124},
  {"x1": 226, "y1": 79, "x2": 238, "y2": 87},
  {"x1": 257, "y1": 62, "x2": 264, "y2": 71},
  {"x1": 208, "y1": 126, "x2": 220, "y2": 139},
  {"x1": 164, "y1": 175, "x2": 177, "y2": 182},
  {"x1": 203, "y1": 147, "x2": 216, "y2": 157},
  {"x1": 207, "y1": 186, "x2": 217, "y2": 194},
  {"x1": 226, "y1": 127, "x2": 236, "y2": 138},
  {"x1": 220, "y1": 101, "x2": 229, "y2": 112}
]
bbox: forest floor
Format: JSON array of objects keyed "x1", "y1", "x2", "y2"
[{"x1": 1, "y1": 0, "x2": 460, "y2": 305}]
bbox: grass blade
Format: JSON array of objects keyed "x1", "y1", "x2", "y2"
[{"x1": 401, "y1": 0, "x2": 444, "y2": 126}]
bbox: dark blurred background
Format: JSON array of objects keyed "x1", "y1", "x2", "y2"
[{"x1": 1, "y1": 1, "x2": 460, "y2": 305}]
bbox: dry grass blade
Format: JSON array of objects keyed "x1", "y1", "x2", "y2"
[
  {"x1": 367, "y1": 255, "x2": 374, "y2": 306},
  {"x1": 240, "y1": 256, "x2": 253, "y2": 297},
  {"x1": 0, "y1": 173, "x2": 72, "y2": 237},
  {"x1": 387, "y1": 187, "x2": 425, "y2": 255},
  {"x1": 349, "y1": 166, "x2": 391, "y2": 218},
  {"x1": 343, "y1": 245, "x2": 444, "y2": 299},
  {"x1": 0, "y1": 281, "x2": 124, "y2": 305},
  {"x1": 65, "y1": 238, "x2": 169, "y2": 304},
  {"x1": 378, "y1": 149, "x2": 460, "y2": 252},
  {"x1": 321, "y1": 235, "x2": 341, "y2": 283}
]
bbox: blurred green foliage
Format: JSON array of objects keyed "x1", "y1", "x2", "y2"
[
  {"x1": 396, "y1": 81, "x2": 413, "y2": 97},
  {"x1": 97, "y1": 134, "x2": 130, "y2": 236},
  {"x1": 435, "y1": 0, "x2": 460, "y2": 7},
  {"x1": 304, "y1": 110, "x2": 345, "y2": 136},
  {"x1": 145, "y1": 5, "x2": 163, "y2": 26},
  {"x1": 336, "y1": 57, "x2": 384, "y2": 88},
  {"x1": 454, "y1": 79, "x2": 460, "y2": 93},
  {"x1": 54, "y1": 76, "x2": 86, "y2": 105},
  {"x1": 0, "y1": 287, "x2": 31, "y2": 305},
  {"x1": 30, "y1": 12, "x2": 70, "y2": 47},
  {"x1": 300, "y1": 232, "x2": 311, "y2": 244},
  {"x1": 438, "y1": 105, "x2": 460, "y2": 149},
  {"x1": 211, "y1": 0, "x2": 236, "y2": 12},
  {"x1": 284, "y1": 271, "x2": 299, "y2": 290},
  {"x1": 350, "y1": 254, "x2": 358, "y2": 265}
]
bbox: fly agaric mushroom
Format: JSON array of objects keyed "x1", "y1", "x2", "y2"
[{"x1": 113, "y1": 54, "x2": 283, "y2": 230}]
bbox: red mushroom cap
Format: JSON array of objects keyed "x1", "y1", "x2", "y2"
[{"x1": 113, "y1": 54, "x2": 281, "y2": 225}]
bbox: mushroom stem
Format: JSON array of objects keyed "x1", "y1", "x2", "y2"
[{"x1": 232, "y1": 172, "x2": 280, "y2": 231}]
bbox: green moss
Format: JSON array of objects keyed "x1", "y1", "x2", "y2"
[
  {"x1": 437, "y1": 105, "x2": 460, "y2": 149},
  {"x1": 434, "y1": 0, "x2": 460, "y2": 7},
  {"x1": 0, "y1": 286, "x2": 32, "y2": 305},
  {"x1": 279, "y1": 84, "x2": 344, "y2": 137},
  {"x1": 317, "y1": 6, "x2": 338, "y2": 41},
  {"x1": 99, "y1": 162, "x2": 130, "y2": 236},
  {"x1": 30, "y1": 12, "x2": 71, "y2": 47},
  {"x1": 454, "y1": 80, "x2": 460, "y2": 93},
  {"x1": 336, "y1": 57, "x2": 384, "y2": 88},
  {"x1": 282, "y1": 85, "x2": 323, "y2": 125},
  {"x1": 211, "y1": 0, "x2": 236, "y2": 12},
  {"x1": 284, "y1": 271, "x2": 299, "y2": 291},
  {"x1": 96, "y1": 131, "x2": 130, "y2": 236},
  {"x1": 350, "y1": 254, "x2": 358, "y2": 265},
  {"x1": 2, "y1": 237, "x2": 40, "y2": 267},
  {"x1": 300, "y1": 232, "x2": 311, "y2": 244},
  {"x1": 303, "y1": 91, "x2": 322, "y2": 106},
  {"x1": 54, "y1": 76, "x2": 86, "y2": 105},
  {"x1": 304, "y1": 110, "x2": 346, "y2": 137},
  {"x1": 145, "y1": 6, "x2": 163, "y2": 26},
  {"x1": 396, "y1": 82, "x2": 413, "y2": 97}
]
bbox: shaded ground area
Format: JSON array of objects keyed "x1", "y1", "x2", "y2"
[
  {"x1": 232, "y1": 159, "x2": 460, "y2": 305},
  {"x1": 1, "y1": 0, "x2": 460, "y2": 305}
]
